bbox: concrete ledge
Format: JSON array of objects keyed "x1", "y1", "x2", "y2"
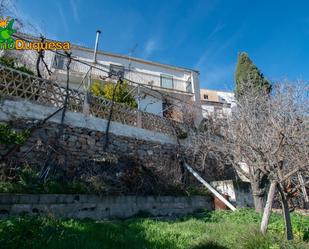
[
  {"x1": 0, "y1": 194, "x2": 212, "y2": 219},
  {"x1": 0, "y1": 99, "x2": 179, "y2": 145}
]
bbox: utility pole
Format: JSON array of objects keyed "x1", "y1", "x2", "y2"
[
  {"x1": 93, "y1": 30, "x2": 101, "y2": 63},
  {"x1": 83, "y1": 30, "x2": 101, "y2": 115}
]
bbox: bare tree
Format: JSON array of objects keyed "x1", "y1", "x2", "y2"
[
  {"x1": 181, "y1": 81, "x2": 308, "y2": 240},
  {"x1": 222, "y1": 81, "x2": 309, "y2": 240}
]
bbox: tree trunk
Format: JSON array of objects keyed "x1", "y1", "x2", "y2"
[
  {"x1": 252, "y1": 183, "x2": 264, "y2": 213},
  {"x1": 250, "y1": 169, "x2": 268, "y2": 213},
  {"x1": 277, "y1": 184, "x2": 294, "y2": 240},
  {"x1": 251, "y1": 180, "x2": 265, "y2": 213},
  {"x1": 261, "y1": 181, "x2": 277, "y2": 234}
]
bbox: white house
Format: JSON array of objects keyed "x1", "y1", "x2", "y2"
[
  {"x1": 4, "y1": 33, "x2": 201, "y2": 122},
  {"x1": 200, "y1": 88, "x2": 236, "y2": 117}
]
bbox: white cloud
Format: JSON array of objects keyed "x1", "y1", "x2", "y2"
[
  {"x1": 56, "y1": 2, "x2": 68, "y2": 34},
  {"x1": 207, "y1": 22, "x2": 225, "y2": 41},
  {"x1": 144, "y1": 38, "x2": 158, "y2": 58},
  {"x1": 70, "y1": 0, "x2": 80, "y2": 23}
]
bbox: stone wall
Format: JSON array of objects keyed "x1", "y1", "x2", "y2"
[
  {"x1": 0, "y1": 98, "x2": 190, "y2": 195},
  {"x1": 0, "y1": 194, "x2": 213, "y2": 219},
  {"x1": 1, "y1": 98, "x2": 235, "y2": 197}
]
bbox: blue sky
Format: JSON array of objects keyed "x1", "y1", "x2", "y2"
[{"x1": 15, "y1": 0, "x2": 309, "y2": 90}]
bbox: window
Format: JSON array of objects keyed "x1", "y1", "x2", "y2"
[
  {"x1": 110, "y1": 64, "x2": 124, "y2": 78},
  {"x1": 204, "y1": 94, "x2": 209, "y2": 100},
  {"x1": 53, "y1": 54, "x2": 66, "y2": 70},
  {"x1": 160, "y1": 74, "x2": 173, "y2": 89}
]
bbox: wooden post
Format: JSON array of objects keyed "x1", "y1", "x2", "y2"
[
  {"x1": 83, "y1": 68, "x2": 91, "y2": 115},
  {"x1": 137, "y1": 111, "x2": 142, "y2": 128},
  {"x1": 297, "y1": 172, "x2": 309, "y2": 206},
  {"x1": 261, "y1": 181, "x2": 277, "y2": 234},
  {"x1": 183, "y1": 162, "x2": 236, "y2": 211}
]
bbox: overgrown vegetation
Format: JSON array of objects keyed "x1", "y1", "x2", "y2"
[
  {"x1": 0, "y1": 169, "x2": 209, "y2": 196},
  {"x1": 0, "y1": 123, "x2": 30, "y2": 145},
  {"x1": 90, "y1": 80, "x2": 137, "y2": 108},
  {"x1": 0, "y1": 167, "x2": 90, "y2": 194},
  {"x1": 0, "y1": 122, "x2": 207, "y2": 196},
  {"x1": 0, "y1": 209, "x2": 307, "y2": 249},
  {"x1": 0, "y1": 56, "x2": 34, "y2": 75}
]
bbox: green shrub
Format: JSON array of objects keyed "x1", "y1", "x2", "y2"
[
  {"x1": 0, "y1": 56, "x2": 15, "y2": 68},
  {"x1": 0, "y1": 56, "x2": 34, "y2": 75},
  {"x1": 0, "y1": 178, "x2": 91, "y2": 194},
  {"x1": 0, "y1": 124, "x2": 30, "y2": 145},
  {"x1": 15, "y1": 66, "x2": 34, "y2": 75},
  {"x1": 18, "y1": 167, "x2": 40, "y2": 192},
  {"x1": 90, "y1": 80, "x2": 137, "y2": 108}
]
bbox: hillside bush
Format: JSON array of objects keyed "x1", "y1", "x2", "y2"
[{"x1": 90, "y1": 80, "x2": 137, "y2": 108}]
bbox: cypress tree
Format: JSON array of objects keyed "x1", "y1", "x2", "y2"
[{"x1": 235, "y1": 52, "x2": 271, "y2": 97}]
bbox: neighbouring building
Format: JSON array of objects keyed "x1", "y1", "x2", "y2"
[
  {"x1": 1, "y1": 33, "x2": 201, "y2": 122},
  {"x1": 200, "y1": 88, "x2": 236, "y2": 117}
]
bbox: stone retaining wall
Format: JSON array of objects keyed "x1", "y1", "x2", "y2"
[
  {"x1": 0, "y1": 99, "x2": 189, "y2": 195},
  {"x1": 0, "y1": 194, "x2": 213, "y2": 219}
]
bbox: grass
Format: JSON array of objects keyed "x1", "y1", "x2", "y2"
[{"x1": 0, "y1": 209, "x2": 308, "y2": 249}]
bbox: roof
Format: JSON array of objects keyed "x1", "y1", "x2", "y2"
[
  {"x1": 201, "y1": 100, "x2": 232, "y2": 107},
  {"x1": 200, "y1": 88, "x2": 234, "y2": 94},
  {"x1": 71, "y1": 44, "x2": 199, "y2": 74},
  {"x1": 17, "y1": 32, "x2": 199, "y2": 74}
]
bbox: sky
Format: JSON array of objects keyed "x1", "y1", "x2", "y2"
[{"x1": 12, "y1": 0, "x2": 309, "y2": 90}]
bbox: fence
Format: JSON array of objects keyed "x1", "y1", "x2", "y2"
[{"x1": 0, "y1": 65, "x2": 184, "y2": 135}]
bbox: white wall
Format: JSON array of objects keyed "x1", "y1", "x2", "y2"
[
  {"x1": 50, "y1": 47, "x2": 194, "y2": 93},
  {"x1": 139, "y1": 95, "x2": 163, "y2": 117},
  {"x1": 201, "y1": 91, "x2": 235, "y2": 118},
  {"x1": 216, "y1": 91, "x2": 236, "y2": 109},
  {"x1": 46, "y1": 47, "x2": 200, "y2": 117},
  {"x1": 201, "y1": 104, "x2": 233, "y2": 118},
  {"x1": 73, "y1": 48, "x2": 192, "y2": 89}
]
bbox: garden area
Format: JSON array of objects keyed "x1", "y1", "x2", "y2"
[{"x1": 0, "y1": 209, "x2": 308, "y2": 249}]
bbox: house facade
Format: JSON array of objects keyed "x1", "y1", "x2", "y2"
[
  {"x1": 200, "y1": 88, "x2": 235, "y2": 117},
  {"x1": 2, "y1": 34, "x2": 201, "y2": 122},
  {"x1": 50, "y1": 44, "x2": 201, "y2": 119}
]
